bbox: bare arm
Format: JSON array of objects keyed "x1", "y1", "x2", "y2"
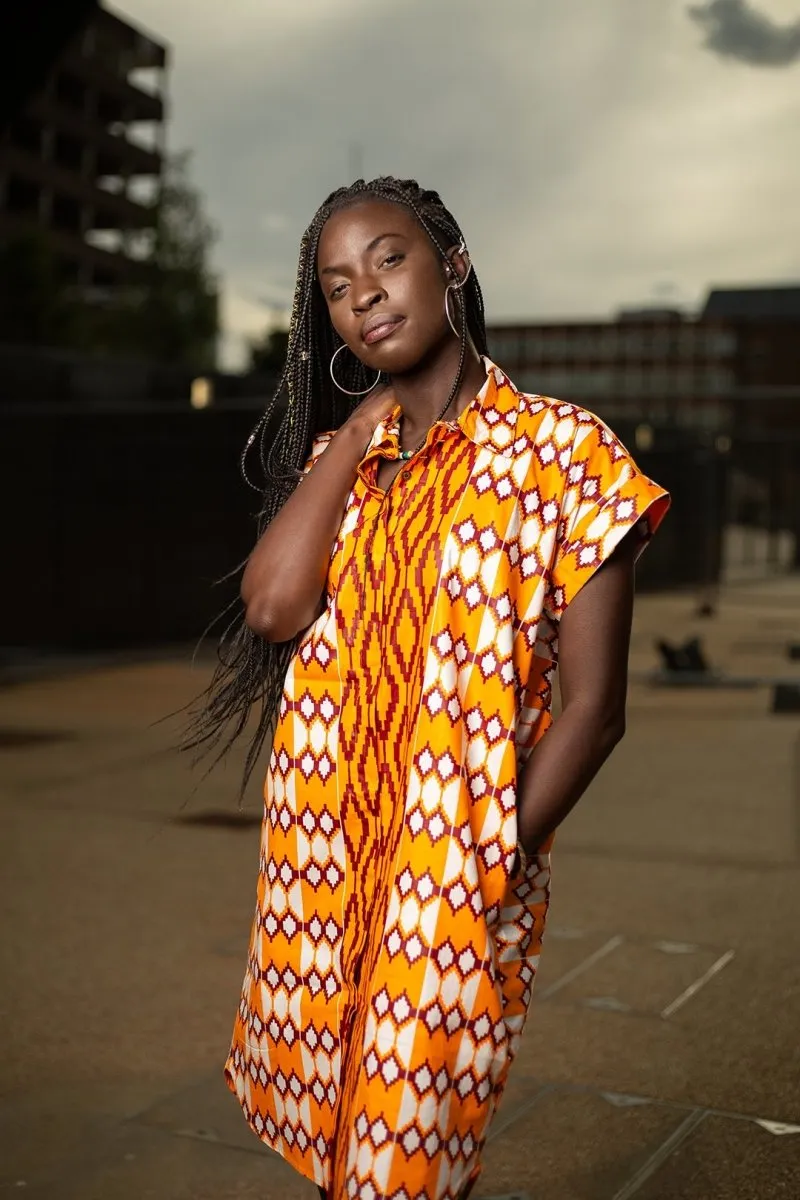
[
  {"x1": 516, "y1": 533, "x2": 637, "y2": 855},
  {"x1": 242, "y1": 389, "x2": 396, "y2": 642}
]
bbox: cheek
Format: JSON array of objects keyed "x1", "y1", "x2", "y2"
[
  {"x1": 403, "y1": 266, "x2": 447, "y2": 328},
  {"x1": 324, "y1": 301, "x2": 353, "y2": 344}
]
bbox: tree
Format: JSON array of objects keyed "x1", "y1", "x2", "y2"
[
  {"x1": 249, "y1": 326, "x2": 289, "y2": 374},
  {"x1": 0, "y1": 231, "x2": 80, "y2": 346},
  {"x1": 113, "y1": 150, "x2": 219, "y2": 369},
  {"x1": 0, "y1": 152, "x2": 219, "y2": 368}
]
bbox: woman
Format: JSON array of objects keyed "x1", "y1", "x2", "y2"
[{"x1": 192, "y1": 177, "x2": 669, "y2": 1199}]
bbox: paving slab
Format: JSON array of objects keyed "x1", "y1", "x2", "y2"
[
  {"x1": 1, "y1": 578, "x2": 799, "y2": 1197},
  {"x1": 479, "y1": 1088, "x2": 687, "y2": 1199},
  {"x1": 4, "y1": 1121, "x2": 317, "y2": 1200},
  {"x1": 631, "y1": 1113, "x2": 800, "y2": 1200}
]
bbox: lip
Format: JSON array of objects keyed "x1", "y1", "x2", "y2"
[{"x1": 362, "y1": 313, "x2": 405, "y2": 345}]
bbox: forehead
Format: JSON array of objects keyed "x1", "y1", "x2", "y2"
[{"x1": 317, "y1": 198, "x2": 422, "y2": 266}]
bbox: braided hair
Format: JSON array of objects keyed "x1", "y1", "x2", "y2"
[{"x1": 184, "y1": 176, "x2": 489, "y2": 796}]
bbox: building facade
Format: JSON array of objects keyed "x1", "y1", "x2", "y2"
[
  {"x1": 0, "y1": 4, "x2": 168, "y2": 291},
  {"x1": 487, "y1": 286, "x2": 800, "y2": 437}
]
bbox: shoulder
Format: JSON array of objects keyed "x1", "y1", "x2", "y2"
[
  {"x1": 505, "y1": 384, "x2": 638, "y2": 495},
  {"x1": 515, "y1": 389, "x2": 610, "y2": 451},
  {"x1": 486, "y1": 362, "x2": 600, "y2": 448}
]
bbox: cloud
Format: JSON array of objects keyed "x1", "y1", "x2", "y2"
[
  {"x1": 120, "y1": 0, "x2": 800, "y2": 368},
  {"x1": 688, "y1": 0, "x2": 800, "y2": 66}
]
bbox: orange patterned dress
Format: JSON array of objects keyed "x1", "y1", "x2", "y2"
[{"x1": 225, "y1": 359, "x2": 669, "y2": 1198}]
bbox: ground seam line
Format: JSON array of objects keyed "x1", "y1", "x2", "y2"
[
  {"x1": 610, "y1": 1109, "x2": 708, "y2": 1200},
  {"x1": 661, "y1": 949, "x2": 735, "y2": 1019},
  {"x1": 537, "y1": 935, "x2": 624, "y2": 1001}
]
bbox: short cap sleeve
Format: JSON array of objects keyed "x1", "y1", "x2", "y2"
[
  {"x1": 301, "y1": 431, "x2": 335, "y2": 476},
  {"x1": 545, "y1": 415, "x2": 669, "y2": 620}
]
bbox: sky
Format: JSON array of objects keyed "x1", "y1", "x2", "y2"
[{"x1": 118, "y1": 0, "x2": 800, "y2": 369}]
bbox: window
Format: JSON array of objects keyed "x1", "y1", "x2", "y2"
[
  {"x1": 571, "y1": 334, "x2": 602, "y2": 361},
  {"x1": 516, "y1": 370, "x2": 542, "y2": 394},
  {"x1": 648, "y1": 369, "x2": 672, "y2": 395},
  {"x1": 487, "y1": 330, "x2": 512, "y2": 361},
  {"x1": 673, "y1": 367, "x2": 695, "y2": 395},
  {"x1": 577, "y1": 370, "x2": 614, "y2": 396},
  {"x1": 619, "y1": 369, "x2": 643, "y2": 396},
  {"x1": 599, "y1": 330, "x2": 619, "y2": 360},
  {"x1": 711, "y1": 329, "x2": 737, "y2": 356},
  {"x1": 622, "y1": 331, "x2": 644, "y2": 357},
  {"x1": 706, "y1": 368, "x2": 734, "y2": 395},
  {"x1": 650, "y1": 330, "x2": 671, "y2": 357}
]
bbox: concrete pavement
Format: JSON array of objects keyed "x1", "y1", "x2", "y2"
[{"x1": 1, "y1": 577, "x2": 799, "y2": 1198}]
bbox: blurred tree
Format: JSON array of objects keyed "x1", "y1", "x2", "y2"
[
  {"x1": 0, "y1": 231, "x2": 78, "y2": 345},
  {"x1": 133, "y1": 150, "x2": 219, "y2": 368},
  {"x1": 249, "y1": 326, "x2": 289, "y2": 373},
  {"x1": 0, "y1": 152, "x2": 219, "y2": 369},
  {"x1": 101, "y1": 151, "x2": 219, "y2": 369}
]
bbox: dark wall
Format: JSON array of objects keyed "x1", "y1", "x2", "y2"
[
  {"x1": 4, "y1": 406, "x2": 271, "y2": 648},
  {"x1": 1, "y1": 1, "x2": 98, "y2": 129},
  {"x1": 614, "y1": 426, "x2": 727, "y2": 592},
  {"x1": 1, "y1": 407, "x2": 721, "y2": 650}
]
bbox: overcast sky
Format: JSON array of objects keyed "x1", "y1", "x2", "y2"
[{"x1": 118, "y1": 0, "x2": 800, "y2": 369}]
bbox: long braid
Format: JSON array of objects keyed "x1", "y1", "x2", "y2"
[{"x1": 183, "y1": 177, "x2": 488, "y2": 798}]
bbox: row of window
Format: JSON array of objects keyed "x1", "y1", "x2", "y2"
[
  {"x1": 488, "y1": 327, "x2": 737, "y2": 361},
  {"x1": 595, "y1": 401, "x2": 728, "y2": 433},
  {"x1": 512, "y1": 367, "x2": 735, "y2": 398}
]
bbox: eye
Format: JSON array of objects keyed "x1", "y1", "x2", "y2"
[
  {"x1": 329, "y1": 282, "x2": 348, "y2": 301},
  {"x1": 381, "y1": 252, "x2": 404, "y2": 268}
]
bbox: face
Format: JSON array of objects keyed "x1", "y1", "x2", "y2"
[{"x1": 316, "y1": 199, "x2": 462, "y2": 375}]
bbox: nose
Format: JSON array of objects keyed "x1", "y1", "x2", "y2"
[{"x1": 351, "y1": 278, "x2": 385, "y2": 314}]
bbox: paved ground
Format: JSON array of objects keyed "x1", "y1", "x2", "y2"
[{"x1": 1, "y1": 577, "x2": 800, "y2": 1199}]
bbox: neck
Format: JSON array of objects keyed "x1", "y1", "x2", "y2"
[{"x1": 390, "y1": 339, "x2": 486, "y2": 439}]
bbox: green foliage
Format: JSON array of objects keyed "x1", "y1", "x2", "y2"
[
  {"x1": 0, "y1": 231, "x2": 80, "y2": 346},
  {"x1": 249, "y1": 326, "x2": 289, "y2": 374},
  {"x1": 124, "y1": 150, "x2": 219, "y2": 368},
  {"x1": 0, "y1": 151, "x2": 219, "y2": 369}
]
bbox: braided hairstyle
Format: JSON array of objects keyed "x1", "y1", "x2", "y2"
[{"x1": 184, "y1": 176, "x2": 488, "y2": 796}]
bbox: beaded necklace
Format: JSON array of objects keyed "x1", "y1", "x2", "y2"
[{"x1": 397, "y1": 392, "x2": 455, "y2": 461}]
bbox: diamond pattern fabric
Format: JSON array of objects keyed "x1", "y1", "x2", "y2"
[{"x1": 225, "y1": 359, "x2": 669, "y2": 1198}]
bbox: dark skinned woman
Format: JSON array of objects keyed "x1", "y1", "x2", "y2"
[{"x1": 190, "y1": 177, "x2": 669, "y2": 1200}]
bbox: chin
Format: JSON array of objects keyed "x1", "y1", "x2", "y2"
[
  {"x1": 359, "y1": 344, "x2": 415, "y2": 376},
  {"x1": 368, "y1": 335, "x2": 440, "y2": 377}
]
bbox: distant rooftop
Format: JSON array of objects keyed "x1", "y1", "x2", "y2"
[
  {"x1": 616, "y1": 307, "x2": 684, "y2": 323},
  {"x1": 703, "y1": 286, "x2": 800, "y2": 321}
]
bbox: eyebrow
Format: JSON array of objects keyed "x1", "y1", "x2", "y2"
[{"x1": 320, "y1": 232, "x2": 407, "y2": 276}]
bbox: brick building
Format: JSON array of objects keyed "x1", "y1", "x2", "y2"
[
  {"x1": 487, "y1": 285, "x2": 800, "y2": 436},
  {"x1": 0, "y1": 3, "x2": 167, "y2": 292}
]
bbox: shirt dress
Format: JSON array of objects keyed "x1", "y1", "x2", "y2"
[{"x1": 225, "y1": 359, "x2": 669, "y2": 1199}]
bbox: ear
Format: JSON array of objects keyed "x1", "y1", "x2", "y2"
[{"x1": 444, "y1": 243, "x2": 471, "y2": 286}]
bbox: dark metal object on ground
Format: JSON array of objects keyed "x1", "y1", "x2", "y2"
[
  {"x1": 645, "y1": 638, "x2": 800, "y2": 696},
  {"x1": 772, "y1": 684, "x2": 800, "y2": 714},
  {"x1": 656, "y1": 637, "x2": 710, "y2": 675}
]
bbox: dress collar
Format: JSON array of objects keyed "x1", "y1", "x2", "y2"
[{"x1": 369, "y1": 357, "x2": 524, "y2": 462}]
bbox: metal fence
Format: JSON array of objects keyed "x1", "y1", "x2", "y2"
[{"x1": 1, "y1": 394, "x2": 797, "y2": 650}]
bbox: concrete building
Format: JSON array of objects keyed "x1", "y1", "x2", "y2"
[
  {"x1": 0, "y1": 3, "x2": 168, "y2": 292},
  {"x1": 487, "y1": 285, "x2": 800, "y2": 436}
]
